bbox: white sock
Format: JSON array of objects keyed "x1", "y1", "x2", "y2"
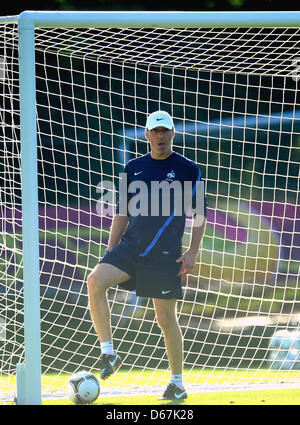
[
  {"x1": 170, "y1": 374, "x2": 183, "y2": 389},
  {"x1": 100, "y1": 341, "x2": 114, "y2": 356}
]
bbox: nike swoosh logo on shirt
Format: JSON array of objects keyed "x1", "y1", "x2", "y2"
[
  {"x1": 134, "y1": 171, "x2": 143, "y2": 175},
  {"x1": 162, "y1": 290, "x2": 171, "y2": 295}
]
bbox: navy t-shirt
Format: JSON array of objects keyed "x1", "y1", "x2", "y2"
[{"x1": 116, "y1": 151, "x2": 206, "y2": 257}]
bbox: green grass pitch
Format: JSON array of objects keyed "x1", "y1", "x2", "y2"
[
  {"x1": 2, "y1": 368, "x2": 300, "y2": 405},
  {"x1": 44, "y1": 388, "x2": 300, "y2": 405},
  {"x1": 4, "y1": 368, "x2": 299, "y2": 405}
]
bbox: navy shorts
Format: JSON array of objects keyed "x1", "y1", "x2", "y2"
[{"x1": 99, "y1": 242, "x2": 183, "y2": 299}]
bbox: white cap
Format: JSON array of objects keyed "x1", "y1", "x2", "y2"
[{"x1": 146, "y1": 110, "x2": 174, "y2": 131}]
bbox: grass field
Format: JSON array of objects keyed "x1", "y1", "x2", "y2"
[
  {"x1": 44, "y1": 388, "x2": 300, "y2": 405},
  {"x1": 3, "y1": 368, "x2": 300, "y2": 406}
]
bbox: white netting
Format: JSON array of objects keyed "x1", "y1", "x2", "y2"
[{"x1": 0, "y1": 22, "x2": 300, "y2": 402}]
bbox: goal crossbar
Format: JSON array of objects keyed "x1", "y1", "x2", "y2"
[{"x1": 16, "y1": 10, "x2": 300, "y2": 29}]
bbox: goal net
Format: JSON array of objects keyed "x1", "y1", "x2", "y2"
[{"x1": 1, "y1": 13, "x2": 300, "y2": 403}]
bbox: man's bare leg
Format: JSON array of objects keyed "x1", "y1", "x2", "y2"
[
  {"x1": 87, "y1": 263, "x2": 130, "y2": 343},
  {"x1": 153, "y1": 298, "x2": 187, "y2": 400},
  {"x1": 87, "y1": 262, "x2": 131, "y2": 379},
  {"x1": 153, "y1": 298, "x2": 183, "y2": 376}
]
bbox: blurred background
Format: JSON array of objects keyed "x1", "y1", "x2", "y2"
[{"x1": 0, "y1": 0, "x2": 299, "y2": 17}]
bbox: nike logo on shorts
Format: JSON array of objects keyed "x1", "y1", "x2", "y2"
[{"x1": 162, "y1": 290, "x2": 172, "y2": 295}]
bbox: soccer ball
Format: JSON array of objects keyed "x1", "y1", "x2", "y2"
[{"x1": 66, "y1": 371, "x2": 100, "y2": 404}]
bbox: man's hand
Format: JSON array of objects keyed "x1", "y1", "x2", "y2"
[
  {"x1": 176, "y1": 250, "x2": 197, "y2": 276},
  {"x1": 107, "y1": 214, "x2": 129, "y2": 251}
]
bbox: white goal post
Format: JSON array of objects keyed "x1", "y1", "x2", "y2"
[{"x1": 1, "y1": 10, "x2": 300, "y2": 405}]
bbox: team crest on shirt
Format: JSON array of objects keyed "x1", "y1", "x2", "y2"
[{"x1": 166, "y1": 170, "x2": 175, "y2": 182}]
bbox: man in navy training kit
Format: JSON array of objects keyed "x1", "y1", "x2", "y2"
[{"x1": 87, "y1": 110, "x2": 207, "y2": 400}]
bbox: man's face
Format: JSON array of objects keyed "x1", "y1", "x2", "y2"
[{"x1": 145, "y1": 126, "x2": 175, "y2": 159}]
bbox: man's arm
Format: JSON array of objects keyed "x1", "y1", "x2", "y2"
[
  {"x1": 107, "y1": 214, "x2": 129, "y2": 251},
  {"x1": 176, "y1": 216, "x2": 206, "y2": 276}
]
